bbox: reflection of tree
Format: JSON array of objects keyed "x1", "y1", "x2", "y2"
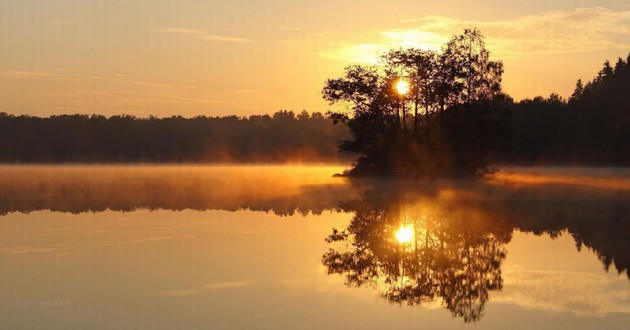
[
  {"x1": 322, "y1": 197, "x2": 508, "y2": 323},
  {"x1": 2, "y1": 166, "x2": 628, "y2": 282},
  {"x1": 504, "y1": 185, "x2": 630, "y2": 279}
]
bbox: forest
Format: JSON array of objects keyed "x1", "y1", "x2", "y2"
[
  {"x1": 0, "y1": 47, "x2": 628, "y2": 167},
  {"x1": 506, "y1": 54, "x2": 630, "y2": 165},
  {"x1": 0, "y1": 110, "x2": 349, "y2": 163}
]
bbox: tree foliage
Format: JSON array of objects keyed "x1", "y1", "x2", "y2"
[{"x1": 323, "y1": 29, "x2": 511, "y2": 177}]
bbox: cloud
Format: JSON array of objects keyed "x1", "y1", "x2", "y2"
[
  {"x1": 495, "y1": 268, "x2": 630, "y2": 316},
  {"x1": 378, "y1": 29, "x2": 447, "y2": 50},
  {"x1": 160, "y1": 281, "x2": 253, "y2": 297},
  {"x1": 159, "y1": 28, "x2": 251, "y2": 43},
  {"x1": 321, "y1": 7, "x2": 630, "y2": 64},
  {"x1": 0, "y1": 71, "x2": 66, "y2": 79},
  {"x1": 319, "y1": 44, "x2": 391, "y2": 65},
  {"x1": 0, "y1": 70, "x2": 196, "y2": 89},
  {"x1": 0, "y1": 245, "x2": 61, "y2": 254},
  {"x1": 84, "y1": 75, "x2": 196, "y2": 88},
  {"x1": 44, "y1": 90, "x2": 229, "y2": 108}
]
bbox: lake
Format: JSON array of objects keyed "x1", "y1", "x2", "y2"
[{"x1": 1, "y1": 165, "x2": 629, "y2": 329}]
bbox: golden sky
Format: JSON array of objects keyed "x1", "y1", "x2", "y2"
[{"x1": 1, "y1": 0, "x2": 629, "y2": 117}]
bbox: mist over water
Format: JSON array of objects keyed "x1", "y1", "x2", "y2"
[
  {"x1": 1, "y1": 165, "x2": 629, "y2": 329},
  {"x1": 0, "y1": 165, "x2": 350, "y2": 216}
]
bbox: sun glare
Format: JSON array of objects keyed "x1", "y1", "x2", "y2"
[
  {"x1": 395, "y1": 225, "x2": 414, "y2": 244},
  {"x1": 396, "y1": 79, "x2": 410, "y2": 95}
]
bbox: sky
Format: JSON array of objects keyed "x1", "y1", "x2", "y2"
[{"x1": 1, "y1": 0, "x2": 629, "y2": 117}]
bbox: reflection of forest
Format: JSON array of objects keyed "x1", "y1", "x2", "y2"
[
  {"x1": 1, "y1": 166, "x2": 628, "y2": 291},
  {"x1": 0, "y1": 166, "x2": 353, "y2": 216},
  {"x1": 321, "y1": 181, "x2": 630, "y2": 321}
]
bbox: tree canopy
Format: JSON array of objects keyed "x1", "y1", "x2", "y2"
[{"x1": 323, "y1": 29, "x2": 511, "y2": 177}]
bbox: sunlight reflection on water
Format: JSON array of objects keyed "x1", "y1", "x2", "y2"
[{"x1": 0, "y1": 165, "x2": 629, "y2": 329}]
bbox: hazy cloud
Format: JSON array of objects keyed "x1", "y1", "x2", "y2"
[
  {"x1": 0, "y1": 70, "x2": 67, "y2": 79},
  {"x1": 405, "y1": 7, "x2": 630, "y2": 56},
  {"x1": 321, "y1": 7, "x2": 630, "y2": 63},
  {"x1": 44, "y1": 90, "x2": 229, "y2": 108},
  {"x1": 496, "y1": 268, "x2": 630, "y2": 316},
  {"x1": 0, "y1": 70, "x2": 196, "y2": 89},
  {"x1": 0, "y1": 245, "x2": 62, "y2": 254},
  {"x1": 159, "y1": 28, "x2": 251, "y2": 43},
  {"x1": 319, "y1": 43, "x2": 390, "y2": 64},
  {"x1": 160, "y1": 281, "x2": 253, "y2": 297}
]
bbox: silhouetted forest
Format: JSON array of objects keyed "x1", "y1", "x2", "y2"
[
  {"x1": 323, "y1": 31, "x2": 630, "y2": 175},
  {"x1": 504, "y1": 54, "x2": 630, "y2": 165},
  {"x1": 0, "y1": 110, "x2": 349, "y2": 163},
  {"x1": 0, "y1": 51, "x2": 628, "y2": 167}
]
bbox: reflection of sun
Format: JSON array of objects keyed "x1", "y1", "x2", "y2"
[
  {"x1": 396, "y1": 79, "x2": 410, "y2": 95},
  {"x1": 395, "y1": 225, "x2": 414, "y2": 244}
]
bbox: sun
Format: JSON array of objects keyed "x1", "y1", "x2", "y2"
[
  {"x1": 395, "y1": 225, "x2": 414, "y2": 244},
  {"x1": 396, "y1": 79, "x2": 410, "y2": 95}
]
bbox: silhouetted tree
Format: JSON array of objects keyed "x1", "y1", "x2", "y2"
[
  {"x1": 569, "y1": 79, "x2": 584, "y2": 102},
  {"x1": 323, "y1": 29, "x2": 510, "y2": 177}
]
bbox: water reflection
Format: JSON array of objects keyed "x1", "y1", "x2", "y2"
[
  {"x1": 321, "y1": 177, "x2": 630, "y2": 322},
  {"x1": 1, "y1": 165, "x2": 629, "y2": 324},
  {"x1": 322, "y1": 192, "x2": 509, "y2": 322},
  {"x1": 0, "y1": 165, "x2": 352, "y2": 216}
]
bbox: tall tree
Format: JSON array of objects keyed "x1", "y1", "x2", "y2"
[{"x1": 323, "y1": 29, "x2": 509, "y2": 177}]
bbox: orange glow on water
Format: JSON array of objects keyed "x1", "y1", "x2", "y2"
[{"x1": 491, "y1": 169, "x2": 630, "y2": 191}]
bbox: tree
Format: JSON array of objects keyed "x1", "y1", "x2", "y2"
[
  {"x1": 323, "y1": 29, "x2": 510, "y2": 177},
  {"x1": 505, "y1": 52, "x2": 630, "y2": 165},
  {"x1": 570, "y1": 79, "x2": 584, "y2": 102},
  {"x1": 441, "y1": 28, "x2": 504, "y2": 106}
]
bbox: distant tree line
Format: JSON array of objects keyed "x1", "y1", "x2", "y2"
[
  {"x1": 0, "y1": 110, "x2": 350, "y2": 163},
  {"x1": 503, "y1": 54, "x2": 630, "y2": 165},
  {"x1": 0, "y1": 50, "x2": 628, "y2": 167}
]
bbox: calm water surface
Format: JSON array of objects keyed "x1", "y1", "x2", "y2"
[{"x1": 0, "y1": 165, "x2": 629, "y2": 329}]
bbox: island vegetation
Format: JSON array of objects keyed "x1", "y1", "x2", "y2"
[
  {"x1": 323, "y1": 29, "x2": 630, "y2": 176},
  {"x1": 0, "y1": 29, "x2": 628, "y2": 173},
  {"x1": 323, "y1": 28, "x2": 511, "y2": 177}
]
